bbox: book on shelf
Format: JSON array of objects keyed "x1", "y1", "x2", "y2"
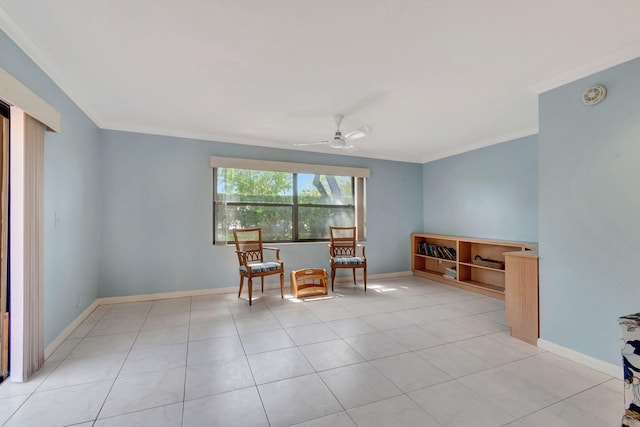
[
  {"x1": 441, "y1": 247, "x2": 449, "y2": 259},
  {"x1": 428, "y1": 244, "x2": 437, "y2": 257},
  {"x1": 417, "y1": 242, "x2": 457, "y2": 261},
  {"x1": 447, "y1": 247, "x2": 457, "y2": 260}
]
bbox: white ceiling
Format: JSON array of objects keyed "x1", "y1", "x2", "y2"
[{"x1": 2, "y1": 1, "x2": 640, "y2": 163}]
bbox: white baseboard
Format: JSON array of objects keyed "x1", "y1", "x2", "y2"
[
  {"x1": 225, "y1": 270, "x2": 413, "y2": 287},
  {"x1": 95, "y1": 286, "x2": 238, "y2": 305},
  {"x1": 370, "y1": 270, "x2": 414, "y2": 279},
  {"x1": 45, "y1": 271, "x2": 414, "y2": 358},
  {"x1": 537, "y1": 338, "x2": 621, "y2": 378},
  {"x1": 333, "y1": 270, "x2": 413, "y2": 283},
  {"x1": 44, "y1": 300, "x2": 100, "y2": 359}
]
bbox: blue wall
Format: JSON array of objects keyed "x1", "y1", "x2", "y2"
[
  {"x1": 539, "y1": 58, "x2": 640, "y2": 365},
  {"x1": 422, "y1": 135, "x2": 538, "y2": 242},
  {"x1": 0, "y1": 30, "x2": 102, "y2": 346},
  {"x1": 97, "y1": 130, "x2": 424, "y2": 297}
]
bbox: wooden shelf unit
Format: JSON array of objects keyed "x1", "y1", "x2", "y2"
[{"x1": 411, "y1": 233, "x2": 536, "y2": 299}]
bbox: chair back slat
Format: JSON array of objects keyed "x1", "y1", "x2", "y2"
[
  {"x1": 329, "y1": 226, "x2": 357, "y2": 257},
  {"x1": 233, "y1": 228, "x2": 264, "y2": 263}
]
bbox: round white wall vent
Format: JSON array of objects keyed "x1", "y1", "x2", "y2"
[{"x1": 582, "y1": 85, "x2": 607, "y2": 105}]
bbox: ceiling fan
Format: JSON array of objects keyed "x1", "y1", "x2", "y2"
[{"x1": 294, "y1": 114, "x2": 372, "y2": 150}]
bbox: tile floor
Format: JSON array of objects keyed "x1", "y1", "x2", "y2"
[{"x1": 0, "y1": 276, "x2": 624, "y2": 426}]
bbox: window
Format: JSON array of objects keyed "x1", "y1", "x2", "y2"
[
  {"x1": 211, "y1": 157, "x2": 368, "y2": 243},
  {"x1": 297, "y1": 173, "x2": 354, "y2": 240}
]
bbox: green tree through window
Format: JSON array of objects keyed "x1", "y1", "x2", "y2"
[
  {"x1": 214, "y1": 168, "x2": 358, "y2": 242},
  {"x1": 297, "y1": 174, "x2": 354, "y2": 240}
]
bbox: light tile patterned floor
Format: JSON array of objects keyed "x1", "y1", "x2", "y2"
[{"x1": 0, "y1": 276, "x2": 624, "y2": 426}]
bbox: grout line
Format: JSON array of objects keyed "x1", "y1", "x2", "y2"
[{"x1": 180, "y1": 296, "x2": 194, "y2": 427}]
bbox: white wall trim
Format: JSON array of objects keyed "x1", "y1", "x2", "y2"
[
  {"x1": 537, "y1": 338, "x2": 620, "y2": 378},
  {"x1": 44, "y1": 300, "x2": 100, "y2": 359},
  {"x1": 0, "y1": 67, "x2": 60, "y2": 132},
  {"x1": 96, "y1": 286, "x2": 238, "y2": 306},
  {"x1": 367, "y1": 270, "x2": 413, "y2": 279},
  {"x1": 529, "y1": 41, "x2": 640, "y2": 94},
  {"x1": 210, "y1": 156, "x2": 371, "y2": 178},
  {"x1": 8, "y1": 107, "x2": 25, "y2": 382}
]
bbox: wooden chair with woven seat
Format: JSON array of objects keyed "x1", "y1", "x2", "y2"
[
  {"x1": 328, "y1": 226, "x2": 366, "y2": 292},
  {"x1": 233, "y1": 227, "x2": 284, "y2": 305}
]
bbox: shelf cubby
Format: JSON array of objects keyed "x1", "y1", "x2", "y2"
[{"x1": 411, "y1": 233, "x2": 536, "y2": 299}]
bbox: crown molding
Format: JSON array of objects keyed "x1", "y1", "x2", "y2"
[
  {"x1": 530, "y1": 42, "x2": 640, "y2": 94},
  {"x1": 0, "y1": 4, "x2": 104, "y2": 126}
]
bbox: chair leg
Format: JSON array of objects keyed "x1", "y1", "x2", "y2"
[
  {"x1": 238, "y1": 276, "x2": 244, "y2": 298},
  {"x1": 261, "y1": 277, "x2": 264, "y2": 293},
  {"x1": 248, "y1": 278, "x2": 253, "y2": 306},
  {"x1": 331, "y1": 267, "x2": 336, "y2": 291},
  {"x1": 364, "y1": 266, "x2": 367, "y2": 291},
  {"x1": 279, "y1": 272, "x2": 284, "y2": 298},
  {"x1": 352, "y1": 268, "x2": 357, "y2": 285}
]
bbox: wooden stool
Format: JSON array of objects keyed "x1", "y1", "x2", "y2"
[{"x1": 290, "y1": 268, "x2": 328, "y2": 298}]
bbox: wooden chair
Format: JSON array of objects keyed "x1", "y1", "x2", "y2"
[
  {"x1": 328, "y1": 226, "x2": 366, "y2": 291},
  {"x1": 233, "y1": 228, "x2": 284, "y2": 305}
]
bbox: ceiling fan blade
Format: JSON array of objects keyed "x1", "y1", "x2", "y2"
[
  {"x1": 293, "y1": 141, "x2": 330, "y2": 147},
  {"x1": 344, "y1": 125, "x2": 372, "y2": 141},
  {"x1": 294, "y1": 113, "x2": 369, "y2": 151},
  {"x1": 330, "y1": 141, "x2": 357, "y2": 151}
]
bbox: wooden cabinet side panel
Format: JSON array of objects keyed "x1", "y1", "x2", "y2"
[{"x1": 505, "y1": 255, "x2": 539, "y2": 345}]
